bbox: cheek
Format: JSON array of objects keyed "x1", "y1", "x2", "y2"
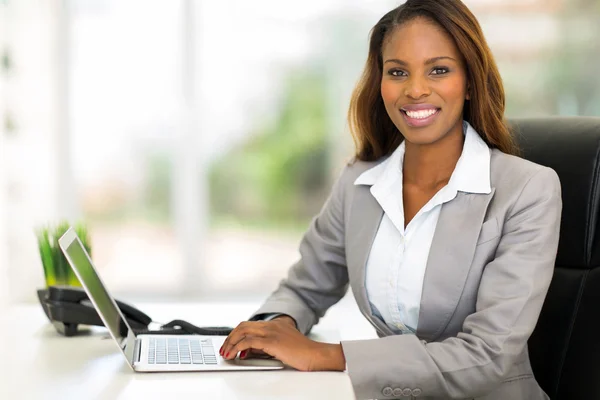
[
  {"x1": 380, "y1": 80, "x2": 399, "y2": 106},
  {"x1": 439, "y1": 78, "x2": 468, "y2": 108}
]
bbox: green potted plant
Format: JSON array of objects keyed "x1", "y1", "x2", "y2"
[{"x1": 36, "y1": 221, "x2": 92, "y2": 288}]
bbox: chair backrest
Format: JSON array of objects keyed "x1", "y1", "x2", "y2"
[{"x1": 510, "y1": 117, "x2": 600, "y2": 399}]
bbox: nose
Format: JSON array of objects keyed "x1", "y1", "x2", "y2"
[{"x1": 404, "y1": 75, "x2": 431, "y2": 100}]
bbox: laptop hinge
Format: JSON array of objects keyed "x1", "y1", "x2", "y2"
[{"x1": 133, "y1": 339, "x2": 142, "y2": 364}]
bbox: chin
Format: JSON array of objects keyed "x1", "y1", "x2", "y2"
[
  {"x1": 399, "y1": 118, "x2": 463, "y2": 147},
  {"x1": 399, "y1": 125, "x2": 444, "y2": 145}
]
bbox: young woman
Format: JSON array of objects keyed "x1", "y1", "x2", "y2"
[{"x1": 220, "y1": 1, "x2": 561, "y2": 399}]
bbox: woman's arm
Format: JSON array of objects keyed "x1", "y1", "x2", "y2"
[
  {"x1": 341, "y1": 167, "x2": 562, "y2": 400},
  {"x1": 219, "y1": 165, "x2": 353, "y2": 368},
  {"x1": 249, "y1": 165, "x2": 352, "y2": 335}
]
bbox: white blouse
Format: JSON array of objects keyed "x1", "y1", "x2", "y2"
[{"x1": 354, "y1": 121, "x2": 492, "y2": 334}]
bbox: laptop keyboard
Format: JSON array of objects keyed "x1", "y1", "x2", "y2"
[{"x1": 147, "y1": 337, "x2": 218, "y2": 365}]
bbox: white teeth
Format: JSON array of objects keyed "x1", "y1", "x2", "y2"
[{"x1": 404, "y1": 109, "x2": 437, "y2": 119}]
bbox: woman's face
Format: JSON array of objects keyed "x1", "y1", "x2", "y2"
[{"x1": 380, "y1": 17, "x2": 469, "y2": 146}]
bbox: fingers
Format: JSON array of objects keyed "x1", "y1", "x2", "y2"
[
  {"x1": 240, "y1": 348, "x2": 271, "y2": 360},
  {"x1": 222, "y1": 335, "x2": 268, "y2": 360},
  {"x1": 220, "y1": 321, "x2": 272, "y2": 358}
]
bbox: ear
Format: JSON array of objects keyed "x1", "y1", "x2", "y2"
[{"x1": 465, "y1": 85, "x2": 471, "y2": 100}]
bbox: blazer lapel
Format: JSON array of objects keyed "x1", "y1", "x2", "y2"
[
  {"x1": 346, "y1": 185, "x2": 392, "y2": 334},
  {"x1": 417, "y1": 188, "x2": 496, "y2": 342}
]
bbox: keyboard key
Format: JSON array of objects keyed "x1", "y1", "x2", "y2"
[
  {"x1": 202, "y1": 347, "x2": 215, "y2": 356},
  {"x1": 146, "y1": 337, "x2": 222, "y2": 366}
]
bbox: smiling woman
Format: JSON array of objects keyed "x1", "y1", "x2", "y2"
[
  {"x1": 349, "y1": 0, "x2": 519, "y2": 162},
  {"x1": 220, "y1": 1, "x2": 562, "y2": 400},
  {"x1": 381, "y1": 21, "x2": 468, "y2": 139}
]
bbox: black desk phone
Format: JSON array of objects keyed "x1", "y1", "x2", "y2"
[{"x1": 38, "y1": 286, "x2": 233, "y2": 337}]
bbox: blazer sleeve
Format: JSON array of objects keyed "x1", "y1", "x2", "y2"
[
  {"x1": 249, "y1": 165, "x2": 351, "y2": 335},
  {"x1": 341, "y1": 167, "x2": 562, "y2": 400}
]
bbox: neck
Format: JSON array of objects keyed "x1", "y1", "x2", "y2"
[{"x1": 403, "y1": 126, "x2": 465, "y2": 189}]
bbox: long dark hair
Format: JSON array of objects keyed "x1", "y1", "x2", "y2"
[{"x1": 348, "y1": 0, "x2": 518, "y2": 161}]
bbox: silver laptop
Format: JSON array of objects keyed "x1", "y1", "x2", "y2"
[{"x1": 58, "y1": 227, "x2": 284, "y2": 372}]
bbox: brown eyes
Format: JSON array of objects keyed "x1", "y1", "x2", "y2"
[
  {"x1": 387, "y1": 67, "x2": 450, "y2": 77},
  {"x1": 388, "y1": 69, "x2": 407, "y2": 77},
  {"x1": 431, "y1": 67, "x2": 449, "y2": 75}
]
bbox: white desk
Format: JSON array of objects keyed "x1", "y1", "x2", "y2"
[{"x1": 0, "y1": 296, "x2": 377, "y2": 400}]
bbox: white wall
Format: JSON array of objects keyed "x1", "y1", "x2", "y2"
[
  {"x1": 0, "y1": 147, "x2": 7, "y2": 308},
  {"x1": 0, "y1": 0, "x2": 9, "y2": 308},
  {"x1": 0, "y1": 112, "x2": 7, "y2": 308},
  {"x1": 1, "y1": 0, "x2": 66, "y2": 303}
]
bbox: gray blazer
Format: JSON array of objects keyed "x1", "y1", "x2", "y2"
[{"x1": 252, "y1": 148, "x2": 562, "y2": 400}]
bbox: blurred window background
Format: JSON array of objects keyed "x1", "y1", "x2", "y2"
[{"x1": 1, "y1": 0, "x2": 598, "y2": 304}]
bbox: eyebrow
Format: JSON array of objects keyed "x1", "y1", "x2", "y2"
[{"x1": 383, "y1": 56, "x2": 457, "y2": 66}]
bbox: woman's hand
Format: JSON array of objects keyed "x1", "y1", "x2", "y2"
[{"x1": 219, "y1": 317, "x2": 346, "y2": 372}]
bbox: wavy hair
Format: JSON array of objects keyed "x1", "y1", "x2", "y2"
[{"x1": 348, "y1": 0, "x2": 518, "y2": 161}]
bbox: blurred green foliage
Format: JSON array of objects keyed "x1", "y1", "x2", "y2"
[
  {"x1": 143, "y1": 152, "x2": 172, "y2": 222},
  {"x1": 36, "y1": 222, "x2": 91, "y2": 287},
  {"x1": 209, "y1": 68, "x2": 330, "y2": 228},
  {"x1": 1, "y1": 48, "x2": 11, "y2": 72},
  {"x1": 504, "y1": 6, "x2": 600, "y2": 117}
]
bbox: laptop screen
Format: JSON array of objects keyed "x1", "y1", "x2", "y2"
[{"x1": 59, "y1": 228, "x2": 136, "y2": 360}]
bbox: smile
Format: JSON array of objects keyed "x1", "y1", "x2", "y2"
[{"x1": 401, "y1": 108, "x2": 441, "y2": 127}]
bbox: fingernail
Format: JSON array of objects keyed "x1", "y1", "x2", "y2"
[
  {"x1": 226, "y1": 352, "x2": 230, "y2": 358},
  {"x1": 240, "y1": 351, "x2": 247, "y2": 358}
]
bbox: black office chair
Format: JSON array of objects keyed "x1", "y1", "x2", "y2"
[{"x1": 510, "y1": 117, "x2": 600, "y2": 399}]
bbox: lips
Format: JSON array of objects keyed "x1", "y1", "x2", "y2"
[{"x1": 400, "y1": 104, "x2": 441, "y2": 128}]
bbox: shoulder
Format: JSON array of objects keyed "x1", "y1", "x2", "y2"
[
  {"x1": 325, "y1": 156, "x2": 388, "y2": 208},
  {"x1": 335, "y1": 156, "x2": 387, "y2": 187},
  {"x1": 490, "y1": 149, "x2": 561, "y2": 206}
]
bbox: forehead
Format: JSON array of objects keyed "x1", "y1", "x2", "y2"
[{"x1": 382, "y1": 17, "x2": 462, "y2": 62}]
